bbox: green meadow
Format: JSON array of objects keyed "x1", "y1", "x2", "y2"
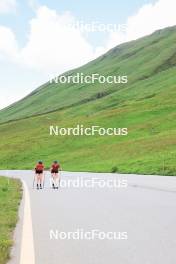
[
  {"x1": 0, "y1": 177, "x2": 22, "y2": 264},
  {"x1": 0, "y1": 26, "x2": 176, "y2": 175}
]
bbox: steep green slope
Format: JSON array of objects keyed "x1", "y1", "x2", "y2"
[
  {"x1": 0, "y1": 26, "x2": 176, "y2": 174},
  {"x1": 0, "y1": 26, "x2": 176, "y2": 123}
]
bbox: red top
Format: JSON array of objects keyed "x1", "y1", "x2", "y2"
[
  {"x1": 52, "y1": 164, "x2": 60, "y2": 170},
  {"x1": 36, "y1": 164, "x2": 44, "y2": 170}
]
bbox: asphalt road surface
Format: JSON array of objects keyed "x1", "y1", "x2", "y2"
[{"x1": 0, "y1": 170, "x2": 176, "y2": 264}]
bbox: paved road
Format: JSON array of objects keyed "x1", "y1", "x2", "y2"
[{"x1": 0, "y1": 170, "x2": 176, "y2": 264}]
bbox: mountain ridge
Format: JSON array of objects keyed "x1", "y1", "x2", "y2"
[{"x1": 0, "y1": 25, "x2": 176, "y2": 123}]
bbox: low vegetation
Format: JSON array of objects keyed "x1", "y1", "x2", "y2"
[{"x1": 0, "y1": 177, "x2": 22, "y2": 264}]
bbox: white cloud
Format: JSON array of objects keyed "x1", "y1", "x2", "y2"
[
  {"x1": 0, "y1": 25, "x2": 18, "y2": 58},
  {"x1": 107, "y1": 0, "x2": 176, "y2": 49},
  {"x1": 0, "y1": 5, "x2": 96, "y2": 76},
  {"x1": 19, "y1": 6, "x2": 94, "y2": 75},
  {"x1": 0, "y1": 0, "x2": 17, "y2": 13}
]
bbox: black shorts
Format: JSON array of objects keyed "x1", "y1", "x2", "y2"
[
  {"x1": 51, "y1": 170, "x2": 59, "y2": 174},
  {"x1": 35, "y1": 170, "x2": 43, "y2": 174}
]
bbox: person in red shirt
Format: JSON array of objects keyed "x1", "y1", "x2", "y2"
[
  {"x1": 35, "y1": 161, "x2": 44, "y2": 189},
  {"x1": 50, "y1": 161, "x2": 61, "y2": 189}
]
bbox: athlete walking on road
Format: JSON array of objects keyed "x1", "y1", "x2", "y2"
[
  {"x1": 50, "y1": 161, "x2": 61, "y2": 189},
  {"x1": 35, "y1": 161, "x2": 44, "y2": 189}
]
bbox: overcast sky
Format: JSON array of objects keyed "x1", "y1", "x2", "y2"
[{"x1": 0, "y1": 0, "x2": 176, "y2": 109}]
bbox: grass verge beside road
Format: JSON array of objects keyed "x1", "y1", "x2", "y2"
[{"x1": 0, "y1": 177, "x2": 22, "y2": 264}]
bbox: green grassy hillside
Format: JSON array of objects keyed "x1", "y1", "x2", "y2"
[
  {"x1": 0, "y1": 26, "x2": 176, "y2": 175},
  {"x1": 0, "y1": 177, "x2": 22, "y2": 264}
]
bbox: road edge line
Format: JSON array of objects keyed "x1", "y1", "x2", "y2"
[{"x1": 20, "y1": 180, "x2": 35, "y2": 264}]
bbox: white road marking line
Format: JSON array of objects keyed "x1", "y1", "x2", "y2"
[{"x1": 20, "y1": 180, "x2": 35, "y2": 264}]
